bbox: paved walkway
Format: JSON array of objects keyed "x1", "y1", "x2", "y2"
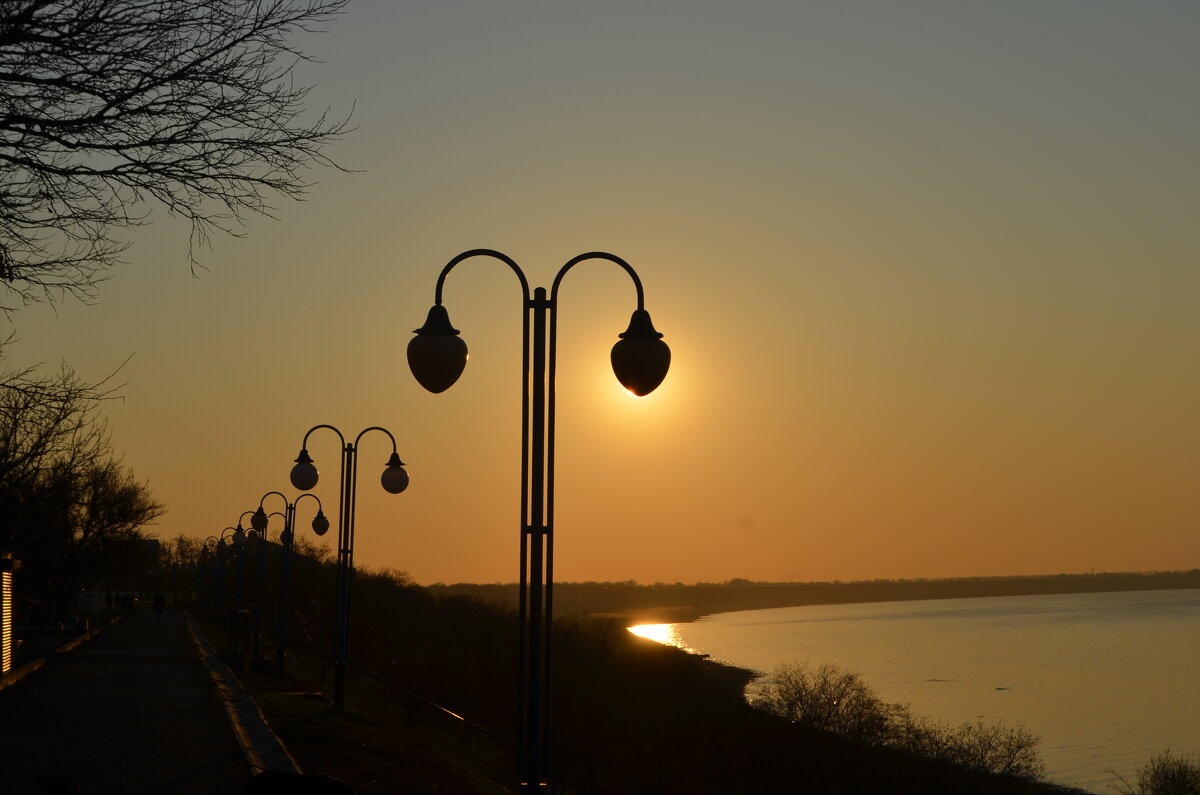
[{"x1": 0, "y1": 608, "x2": 292, "y2": 794}]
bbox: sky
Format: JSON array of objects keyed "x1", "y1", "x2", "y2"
[{"x1": 5, "y1": 1, "x2": 1198, "y2": 585}]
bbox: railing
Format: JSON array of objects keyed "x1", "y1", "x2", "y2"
[
  {"x1": 193, "y1": 549, "x2": 512, "y2": 760},
  {"x1": 347, "y1": 655, "x2": 510, "y2": 747},
  {"x1": 239, "y1": 604, "x2": 511, "y2": 757}
]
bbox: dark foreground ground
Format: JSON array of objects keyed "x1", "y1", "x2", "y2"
[
  {"x1": 1, "y1": 576, "x2": 1124, "y2": 794},
  {"x1": 0, "y1": 609, "x2": 250, "y2": 794}
]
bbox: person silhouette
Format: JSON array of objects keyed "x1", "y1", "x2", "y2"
[{"x1": 153, "y1": 593, "x2": 165, "y2": 624}]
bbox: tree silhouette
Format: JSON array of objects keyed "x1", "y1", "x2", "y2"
[
  {"x1": 0, "y1": 0, "x2": 352, "y2": 308},
  {"x1": 0, "y1": 342, "x2": 163, "y2": 613}
]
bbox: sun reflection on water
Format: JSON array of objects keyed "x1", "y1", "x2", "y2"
[{"x1": 627, "y1": 623, "x2": 692, "y2": 650}]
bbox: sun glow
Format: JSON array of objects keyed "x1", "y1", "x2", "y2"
[
  {"x1": 593, "y1": 350, "x2": 687, "y2": 420},
  {"x1": 627, "y1": 623, "x2": 685, "y2": 648}
]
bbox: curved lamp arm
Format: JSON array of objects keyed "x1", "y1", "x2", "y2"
[
  {"x1": 200, "y1": 536, "x2": 219, "y2": 560},
  {"x1": 252, "y1": 491, "x2": 294, "y2": 544},
  {"x1": 549, "y1": 251, "x2": 645, "y2": 310},
  {"x1": 354, "y1": 426, "x2": 409, "y2": 495},
  {"x1": 433, "y1": 248, "x2": 531, "y2": 306},
  {"x1": 548, "y1": 251, "x2": 669, "y2": 397},
  {"x1": 247, "y1": 510, "x2": 286, "y2": 540},
  {"x1": 409, "y1": 249, "x2": 532, "y2": 394},
  {"x1": 236, "y1": 510, "x2": 255, "y2": 543},
  {"x1": 353, "y1": 425, "x2": 399, "y2": 453},
  {"x1": 293, "y1": 492, "x2": 330, "y2": 537},
  {"x1": 256, "y1": 491, "x2": 289, "y2": 516},
  {"x1": 294, "y1": 492, "x2": 323, "y2": 514},
  {"x1": 217, "y1": 526, "x2": 238, "y2": 559},
  {"x1": 257, "y1": 511, "x2": 287, "y2": 542},
  {"x1": 290, "y1": 424, "x2": 346, "y2": 491}
]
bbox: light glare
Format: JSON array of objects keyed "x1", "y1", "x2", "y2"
[{"x1": 628, "y1": 623, "x2": 682, "y2": 647}]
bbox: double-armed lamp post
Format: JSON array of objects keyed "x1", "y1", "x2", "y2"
[
  {"x1": 232, "y1": 511, "x2": 255, "y2": 613},
  {"x1": 289, "y1": 424, "x2": 410, "y2": 713},
  {"x1": 407, "y1": 249, "x2": 671, "y2": 792},
  {"x1": 251, "y1": 491, "x2": 328, "y2": 676},
  {"x1": 247, "y1": 506, "x2": 284, "y2": 656},
  {"x1": 214, "y1": 528, "x2": 236, "y2": 621},
  {"x1": 200, "y1": 536, "x2": 220, "y2": 620},
  {"x1": 217, "y1": 523, "x2": 247, "y2": 629}
]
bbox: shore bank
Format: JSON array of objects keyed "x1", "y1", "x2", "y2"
[{"x1": 431, "y1": 570, "x2": 1200, "y2": 627}]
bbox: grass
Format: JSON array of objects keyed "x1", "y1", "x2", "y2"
[
  {"x1": 241, "y1": 669, "x2": 514, "y2": 794},
  {"x1": 198, "y1": 615, "x2": 516, "y2": 795}
]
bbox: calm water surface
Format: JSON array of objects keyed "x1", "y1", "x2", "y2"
[{"x1": 632, "y1": 589, "x2": 1200, "y2": 793}]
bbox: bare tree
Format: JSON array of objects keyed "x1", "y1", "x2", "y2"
[
  {"x1": 1, "y1": 341, "x2": 163, "y2": 613},
  {"x1": 0, "y1": 337, "x2": 118, "y2": 490},
  {"x1": 0, "y1": 0, "x2": 352, "y2": 308}
]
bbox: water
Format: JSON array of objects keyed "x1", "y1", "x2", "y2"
[{"x1": 631, "y1": 588, "x2": 1200, "y2": 793}]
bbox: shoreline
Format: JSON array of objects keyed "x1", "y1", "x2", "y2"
[
  {"x1": 613, "y1": 583, "x2": 1198, "y2": 794},
  {"x1": 586, "y1": 571, "x2": 1200, "y2": 627}
]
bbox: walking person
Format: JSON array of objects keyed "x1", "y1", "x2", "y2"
[{"x1": 153, "y1": 593, "x2": 165, "y2": 624}]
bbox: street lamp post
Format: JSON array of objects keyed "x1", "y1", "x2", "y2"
[
  {"x1": 247, "y1": 509, "x2": 284, "y2": 656},
  {"x1": 233, "y1": 511, "x2": 254, "y2": 614},
  {"x1": 200, "y1": 536, "x2": 219, "y2": 621},
  {"x1": 252, "y1": 491, "x2": 329, "y2": 676},
  {"x1": 217, "y1": 524, "x2": 245, "y2": 636},
  {"x1": 407, "y1": 249, "x2": 671, "y2": 792},
  {"x1": 288, "y1": 424, "x2": 410, "y2": 712}
]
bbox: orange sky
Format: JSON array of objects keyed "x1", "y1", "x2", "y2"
[{"x1": 6, "y1": 2, "x2": 1198, "y2": 585}]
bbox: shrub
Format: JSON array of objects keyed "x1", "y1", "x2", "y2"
[
  {"x1": 754, "y1": 661, "x2": 1044, "y2": 780},
  {"x1": 938, "y1": 719, "x2": 1044, "y2": 780},
  {"x1": 1110, "y1": 751, "x2": 1200, "y2": 795},
  {"x1": 754, "y1": 662, "x2": 900, "y2": 743}
]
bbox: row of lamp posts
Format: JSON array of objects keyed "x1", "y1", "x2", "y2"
[
  {"x1": 251, "y1": 491, "x2": 328, "y2": 676},
  {"x1": 203, "y1": 250, "x2": 670, "y2": 794},
  {"x1": 199, "y1": 493, "x2": 330, "y2": 678}
]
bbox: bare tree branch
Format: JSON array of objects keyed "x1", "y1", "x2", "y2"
[{"x1": 0, "y1": 0, "x2": 353, "y2": 309}]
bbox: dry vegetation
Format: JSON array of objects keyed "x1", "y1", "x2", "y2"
[{"x1": 183, "y1": 546, "x2": 1102, "y2": 794}]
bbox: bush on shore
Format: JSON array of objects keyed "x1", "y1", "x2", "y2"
[
  {"x1": 753, "y1": 662, "x2": 1045, "y2": 781},
  {"x1": 1110, "y1": 751, "x2": 1200, "y2": 795}
]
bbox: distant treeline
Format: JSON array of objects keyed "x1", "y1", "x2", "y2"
[{"x1": 430, "y1": 570, "x2": 1200, "y2": 624}]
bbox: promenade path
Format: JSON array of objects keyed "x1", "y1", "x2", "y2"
[{"x1": 0, "y1": 607, "x2": 290, "y2": 795}]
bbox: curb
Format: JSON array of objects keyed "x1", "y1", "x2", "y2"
[
  {"x1": 186, "y1": 614, "x2": 302, "y2": 776},
  {"x1": 0, "y1": 657, "x2": 45, "y2": 691},
  {"x1": 0, "y1": 623, "x2": 101, "y2": 691},
  {"x1": 56, "y1": 628, "x2": 101, "y2": 654}
]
